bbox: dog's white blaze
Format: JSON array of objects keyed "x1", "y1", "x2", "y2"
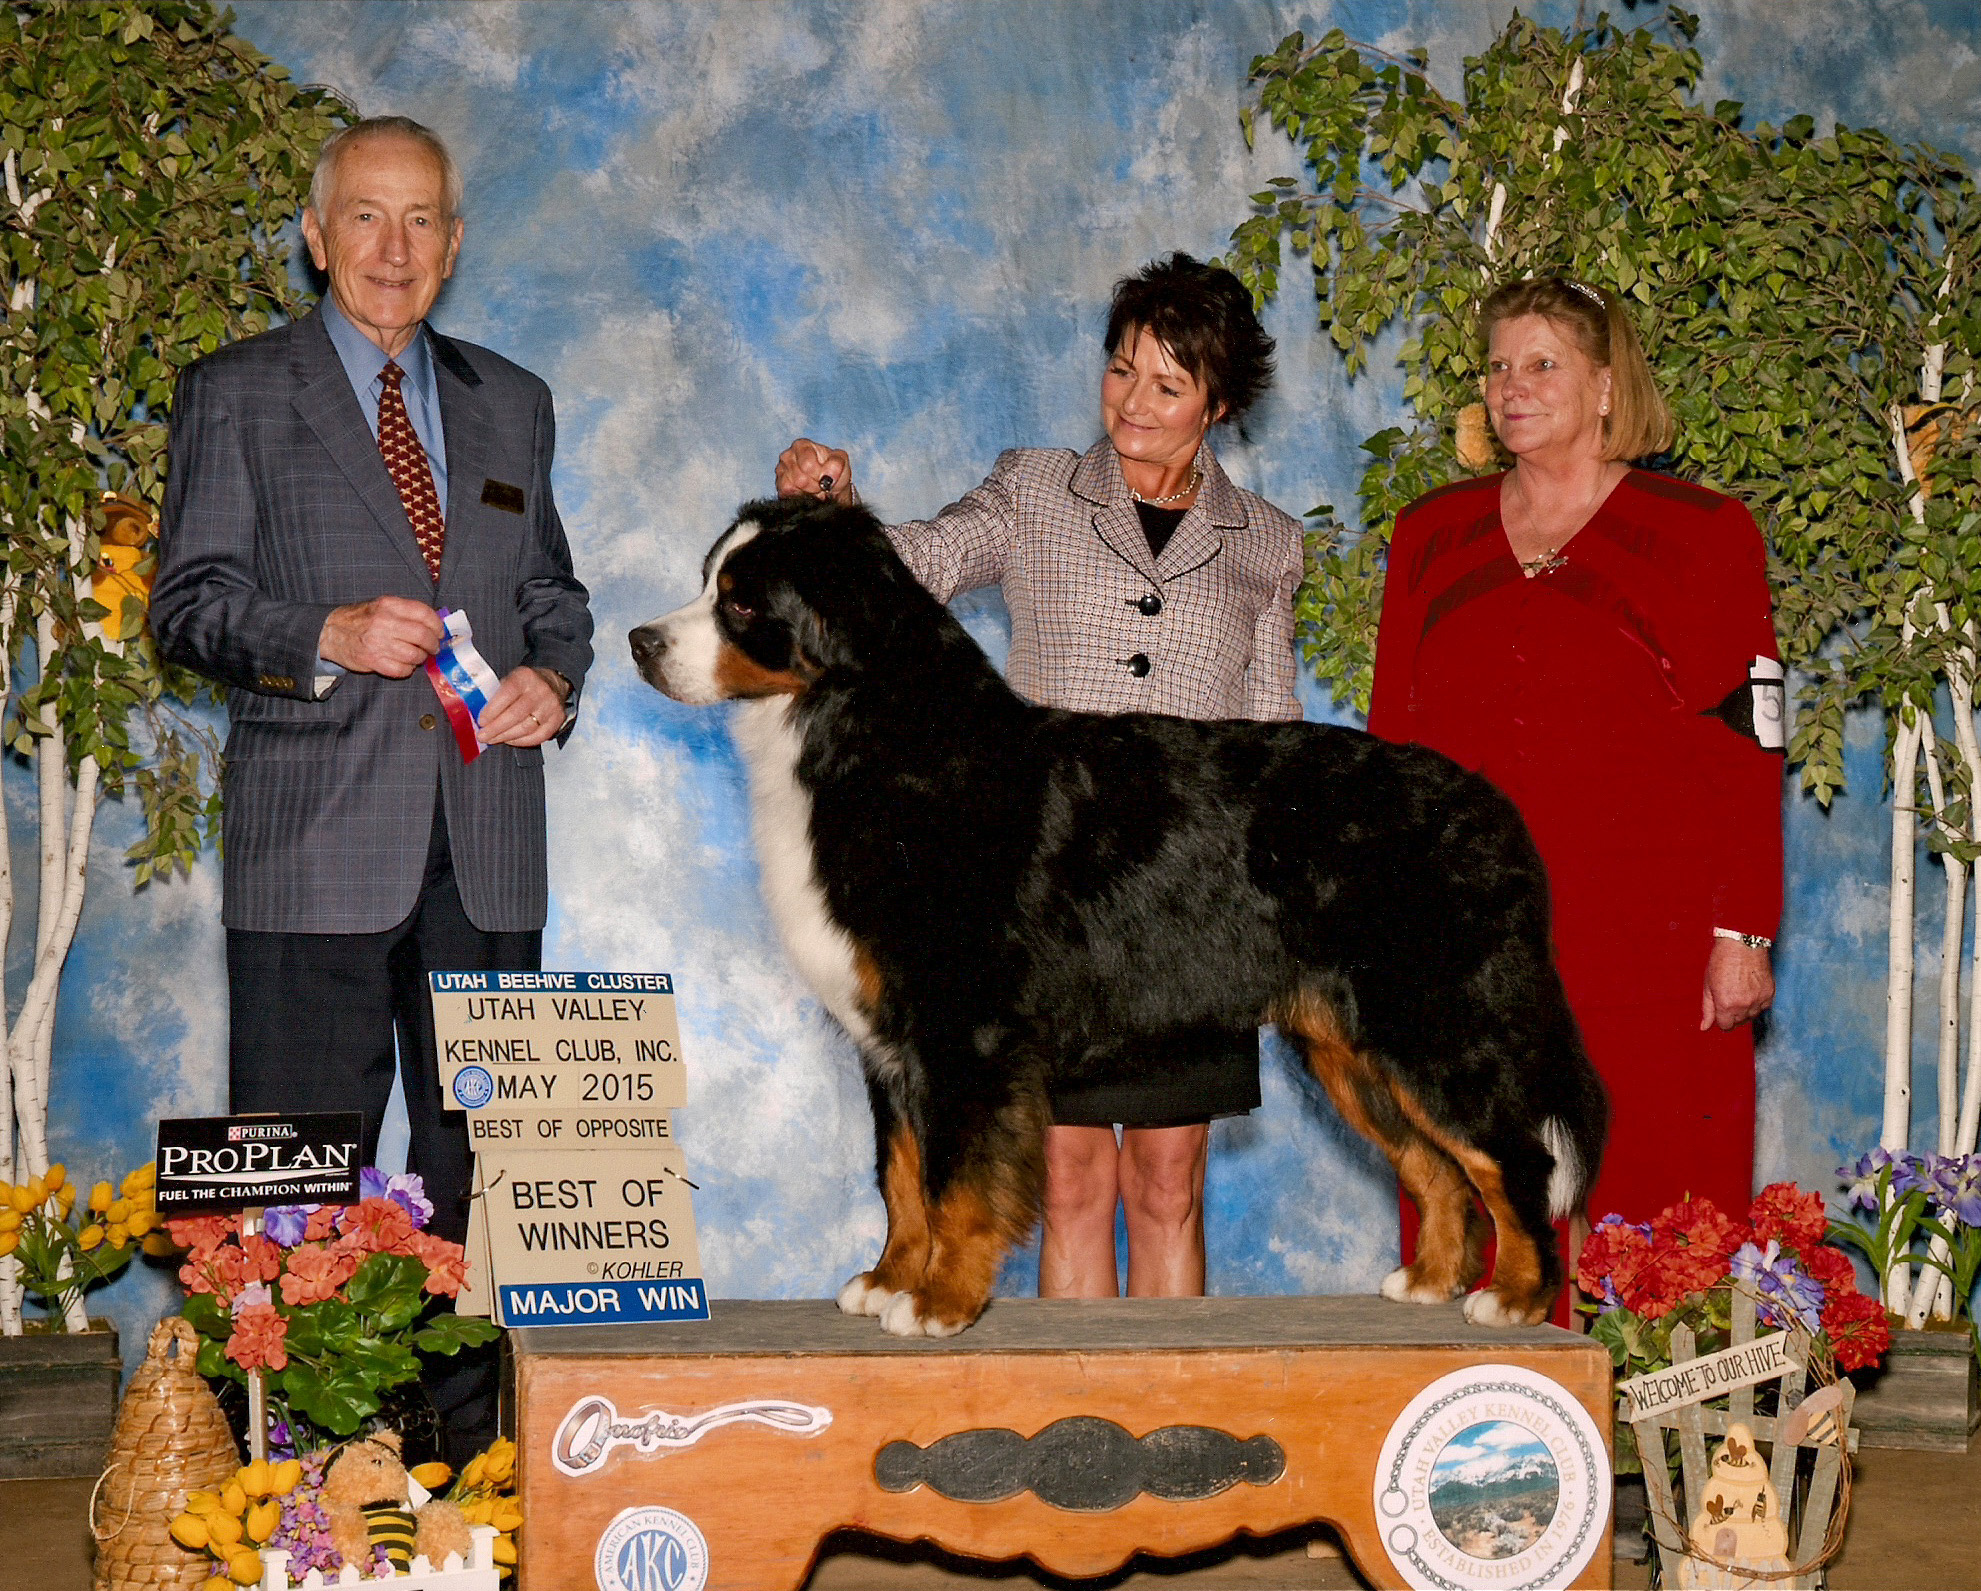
[
  {"x1": 646, "y1": 520, "x2": 761, "y2": 704},
  {"x1": 733, "y1": 697, "x2": 874, "y2": 1049},
  {"x1": 1540, "y1": 1115, "x2": 1582, "y2": 1222}
]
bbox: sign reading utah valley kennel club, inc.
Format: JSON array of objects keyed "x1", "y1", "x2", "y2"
[
  {"x1": 433, "y1": 970, "x2": 708, "y2": 1328},
  {"x1": 432, "y1": 970, "x2": 685, "y2": 1142}
]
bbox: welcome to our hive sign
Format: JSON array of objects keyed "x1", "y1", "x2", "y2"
[{"x1": 432, "y1": 971, "x2": 708, "y2": 1327}]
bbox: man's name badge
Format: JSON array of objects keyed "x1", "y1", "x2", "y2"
[{"x1": 481, "y1": 479, "x2": 527, "y2": 514}]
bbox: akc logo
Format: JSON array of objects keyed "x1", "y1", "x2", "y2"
[
  {"x1": 451, "y1": 1065, "x2": 494, "y2": 1109},
  {"x1": 594, "y1": 1505, "x2": 710, "y2": 1591}
]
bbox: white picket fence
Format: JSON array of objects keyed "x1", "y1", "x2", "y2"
[{"x1": 261, "y1": 1524, "x2": 500, "y2": 1590}]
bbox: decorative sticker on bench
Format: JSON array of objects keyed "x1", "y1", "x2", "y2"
[
  {"x1": 874, "y1": 1417, "x2": 1285, "y2": 1511},
  {"x1": 595, "y1": 1505, "x2": 710, "y2": 1591},
  {"x1": 1373, "y1": 1364, "x2": 1610, "y2": 1590},
  {"x1": 554, "y1": 1394, "x2": 833, "y2": 1475}
]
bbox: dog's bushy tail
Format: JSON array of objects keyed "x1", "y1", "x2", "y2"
[{"x1": 1539, "y1": 1027, "x2": 1608, "y2": 1223}]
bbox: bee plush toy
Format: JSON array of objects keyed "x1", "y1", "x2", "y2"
[{"x1": 321, "y1": 1430, "x2": 473, "y2": 1573}]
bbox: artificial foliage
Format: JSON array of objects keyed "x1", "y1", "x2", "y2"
[
  {"x1": 1223, "y1": 4, "x2": 1979, "y2": 817},
  {"x1": 0, "y1": 0, "x2": 342, "y2": 1333},
  {"x1": 0, "y1": 0, "x2": 341, "y2": 868}
]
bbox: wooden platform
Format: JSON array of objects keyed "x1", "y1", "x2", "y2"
[{"x1": 512, "y1": 1295, "x2": 1615, "y2": 1590}]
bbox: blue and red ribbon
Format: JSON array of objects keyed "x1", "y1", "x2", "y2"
[{"x1": 424, "y1": 608, "x2": 502, "y2": 765}]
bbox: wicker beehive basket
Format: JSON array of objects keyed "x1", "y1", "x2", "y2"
[{"x1": 90, "y1": 1316, "x2": 241, "y2": 1591}]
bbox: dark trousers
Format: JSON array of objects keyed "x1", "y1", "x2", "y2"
[{"x1": 226, "y1": 799, "x2": 537, "y2": 1463}]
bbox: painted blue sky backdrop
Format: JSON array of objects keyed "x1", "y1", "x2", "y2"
[{"x1": 11, "y1": 1, "x2": 1981, "y2": 1366}]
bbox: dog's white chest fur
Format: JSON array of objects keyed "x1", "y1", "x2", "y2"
[{"x1": 733, "y1": 698, "x2": 873, "y2": 1048}]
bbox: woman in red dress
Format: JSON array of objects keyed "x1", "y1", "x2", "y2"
[{"x1": 1368, "y1": 277, "x2": 1784, "y2": 1297}]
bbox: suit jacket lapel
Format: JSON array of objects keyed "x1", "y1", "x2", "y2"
[
  {"x1": 1155, "y1": 449, "x2": 1234, "y2": 581},
  {"x1": 289, "y1": 310, "x2": 435, "y2": 587},
  {"x1": 1071, "y1": 440, "x2": 1163, "y2": 586},
  {"x1": 428, "y1": 326, "x2": 491, "y2": 591}
]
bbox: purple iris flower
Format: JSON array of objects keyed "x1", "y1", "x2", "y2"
[
  {"x1": 260, "y1": 1205, "x2": 315, "y2": 1247},
  {"x1": 1926, "y1": 1153, "x2": 1981, "y2": 1227},
  {"x1": 1890, "y1": 1151, "x2": 1936, "y2": 1200},
  {"x1": 1838, "y1": 1148, "x2": 1894, "y2": 1212},
  {"x1": 1731, "y1": 1240, "x2": 1826, "y2": 1333},
  {"x1": 357, "y1": 1167, "x2": 435, "y2": 1227}
]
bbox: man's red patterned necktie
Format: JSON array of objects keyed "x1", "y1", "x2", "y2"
[{"x1": 378, "y1": 360, "x2": 445, "y2": 581}]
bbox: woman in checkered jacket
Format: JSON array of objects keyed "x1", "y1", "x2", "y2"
[{"x1": 776, "y1": 254, "x2": 1305, "y2": 1304}]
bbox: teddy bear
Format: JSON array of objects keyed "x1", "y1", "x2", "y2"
[{"x1": 320, "y1": 1429, "x2": 474, "y2": 1574}]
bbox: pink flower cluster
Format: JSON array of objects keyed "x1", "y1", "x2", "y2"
[
  {"x1": 1578, "y1": 1182, "x2": 1892, "y2": 1371},
  {"x1": 164, "y1": 1171, "x2": 474, "y2": 1376}
]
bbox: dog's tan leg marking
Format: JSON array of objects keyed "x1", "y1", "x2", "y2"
[
  {"x1": 1277, "y1": 991, "x2": 1481, "y2": 1306},
  {"x1": 838, "y1": 1126, "x2": 929, "y2": 1317},
  {"x1": 1387, "y1": 1085, "x2": 1553, "y2": 1326},
  {"x1": 880, "y1": 1178, "x2": 1009, "y2": 1338}
]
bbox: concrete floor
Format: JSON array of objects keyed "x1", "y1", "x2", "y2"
[{"x1": 5, "y1": 1439, "x2": 1977, "y2": 1589}]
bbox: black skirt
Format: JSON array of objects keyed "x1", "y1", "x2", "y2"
[{"x1": 1048, "y1": 1028, "x2": 1262, "y2": 1129}]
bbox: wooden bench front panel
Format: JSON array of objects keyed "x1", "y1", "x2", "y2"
[{"x1": 513, "y1": 1296, "x2": 1613, "y2": 1590}]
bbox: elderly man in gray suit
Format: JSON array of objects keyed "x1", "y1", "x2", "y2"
[{"x1": 152, "y1": 116, "x2": 592, "y2": 1275}]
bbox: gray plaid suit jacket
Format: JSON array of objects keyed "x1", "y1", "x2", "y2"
[
  {"x1": 885, "y1": 439, "x2": 1304, "y2": 720},
  {"x1": 152, "y1": 308, "x2": 593, "y2": 935}
]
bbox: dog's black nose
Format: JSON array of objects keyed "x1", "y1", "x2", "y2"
[{"x1": 629, "y1": 624, "x2": 666, "y2": 668}]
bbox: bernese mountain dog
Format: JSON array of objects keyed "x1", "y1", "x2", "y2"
[{"x1": 630, "y1": 495, "x2": 1607, "y2": 1337}]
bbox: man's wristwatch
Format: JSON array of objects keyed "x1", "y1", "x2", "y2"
[{"x1": 534, "y1": 667, "x2": 576, "y2": 729}]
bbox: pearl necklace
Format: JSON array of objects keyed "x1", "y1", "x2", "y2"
[{"x1": 1130, "y1": 462, "x2": 1203, "y2": 506}]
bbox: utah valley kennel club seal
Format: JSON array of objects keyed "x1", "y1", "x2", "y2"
[
  {"x1": 595, "y1": 1505, "x2": 711, "y2": 1591},
  {"x1": 1374, "y1": 1364, "x2": 1609, "y2": 1590}
]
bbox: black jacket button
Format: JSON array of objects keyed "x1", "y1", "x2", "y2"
[
  {"x1": 1137, "y1": 593, "x2": 1163, "y2": 616},
  {"x1": 1126, "y1": 653, "x2": 1151, "y2": 677}
]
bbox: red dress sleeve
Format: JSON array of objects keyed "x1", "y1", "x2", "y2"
[
  {"x1": 1669, "y1": 496, "x2": 1784, "y2": 939},
  {"x1": 1368, "y1": 508, "x2": 1431, "y2": 743}
]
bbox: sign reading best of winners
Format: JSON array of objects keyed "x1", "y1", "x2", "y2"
[{"x1": 432, "y1": 970, "x2": 707, "y2": 1328}]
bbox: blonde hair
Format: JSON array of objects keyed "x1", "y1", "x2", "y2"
[{"x1": 1480, "y1": 277, "x2": 1673, "y2": 461}]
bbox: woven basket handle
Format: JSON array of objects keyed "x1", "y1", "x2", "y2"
[{"x1": 148, "y1": 1313, "x2": 199, "y2": 1371}]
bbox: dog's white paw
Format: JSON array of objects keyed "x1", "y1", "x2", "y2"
[
  {"x1": 837, "y1": 1273, "x2": 897, "y2": 1317},
  {"x1": 878, "y1": 1292, "x2": 927, "y2": 1337},
  {"x1": 1381, "y1": 1266, "x2": 1459, "y2": 1305},
  {"x1": 1461, "y1": 1289, "x2": 1533, "y2": 1327}
]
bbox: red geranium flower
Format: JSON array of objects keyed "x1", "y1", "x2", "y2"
[
  {"x1": 408, "y1": 1229, "x2": 470, "y2": 1298},
  {"x1": 1627, "y1": 1198, "x2": 1747, "y2": 1317},
  {"x1": 338, "y1": 1196, "x2": 419, "y2": 1256},
  {"x1": 278, "y1": 1241, "x2": 361, "y2": 1307},
  {"x1": 1821, "y1": 1287, "x2": 1892, "y2": 1372},
  {"x1": 1749, "y1": 1183, "x2": 1828, "y2": 1253},
  {"x1": 164, "y1": 1215, "x2": 236, "y2": 1257},
  {"x1": 1800, "y1": 1242, "x2": 1860, "y2": 1296},
  {"x1": 303, "y1": 1205, "x2": 341, "y2": 1242},
  {"x1": 226, "y1": 1301, "x2": 289, "y2": 1372}
]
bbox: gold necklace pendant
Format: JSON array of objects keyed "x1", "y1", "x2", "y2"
[{"x1": 1520, "y1": 548, "x2": 1568, "y2": 579}]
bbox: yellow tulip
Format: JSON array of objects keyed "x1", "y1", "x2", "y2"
[
  {"x1": 169, "y1": 1513, "x2": 211, "y2": 1550},
  {"x1": 78, "y1": 1224, "x2": 105, "y2": 1251},
  {"x1": 492, "y1": 1536, "x2": 517, "y2": 1565},
  {"x1": 89, "y1": 1181, "x2": 113, "y2": 1213},
  {"x1": 123, "y1": 1163, "x2": 157, "y2": 1195},
  {"x1": 127, "y1": 1208, "x2": 158, "y2": 1236},
  {"x1": 0, "y1": 1210, "x2": 19, "y2": 1232},
  {"x1": 491, "y1": 1501, "x2": 524, "y2": 1532},
  {"x1": 459, "y1": 1455, "x2": 487, "y2": 1490},
  {"x1": 461, "y1": 1498, "x2": 495, "y2": 1526},
  {"x1": 408, "y1": 1461, "x2": 453, "y2": 1490},
  {"x1": 244, "y1": 1499, "x2": 280, "y2": 1543},
  {"x1": 184, "y1": 1491, "x2": 221, "y2": 1516},
  {"x1": 219, "y1": 1482, "x2": 247, "y2": 1517},
  {"x1": 8, "y1": 1185, "x2": 36, "y2": 1213},
  {"x1": 227, "y1": 1545, "x2": 263, "y2": 1585},
  {"x1": 0, "y1": 1233, "x2": 17, "y2": 1259},
  {"x1": 269, "y1": 1459, "x2": 303, "y2": 1496},
  {"x1": 241, "y1": 1458, "x2": 272, "y2": 1496},
  {"x1": 56, "y1": 1183, "x2": 76, "y2": 1213},
  {"x1": 44, "y1": 1164, "x2": 65, "y2": 1192},
  {"x1": 205, "y1": 1512, "x2": 243, "y2": 1548},
  {"x1": 107, "y1": 1198, "x2": 131, "y2": 1224},
  {"x1": 203, "y1": 1577, "x2": 233, "y2": 1591},
  {"x1": 142, "y1": 1232, "x2": 179, "y2": 1257}
]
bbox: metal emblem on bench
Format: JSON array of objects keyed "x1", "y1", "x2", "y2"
[
  {"x1": 553, "y1": 1394, "x2": 833, "y2": 1476},
  {"x1": 874, "y1": 1417, "x2": 1285, "y2": 1511}
]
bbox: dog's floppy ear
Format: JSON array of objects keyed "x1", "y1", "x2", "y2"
[{"x1": 768, "y1": 579, "x2": 846, "y2": 681}]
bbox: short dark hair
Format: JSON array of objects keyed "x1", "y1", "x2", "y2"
[{"x1": 1104, "y1": 253, "x2": 1275, "y2": 428}]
